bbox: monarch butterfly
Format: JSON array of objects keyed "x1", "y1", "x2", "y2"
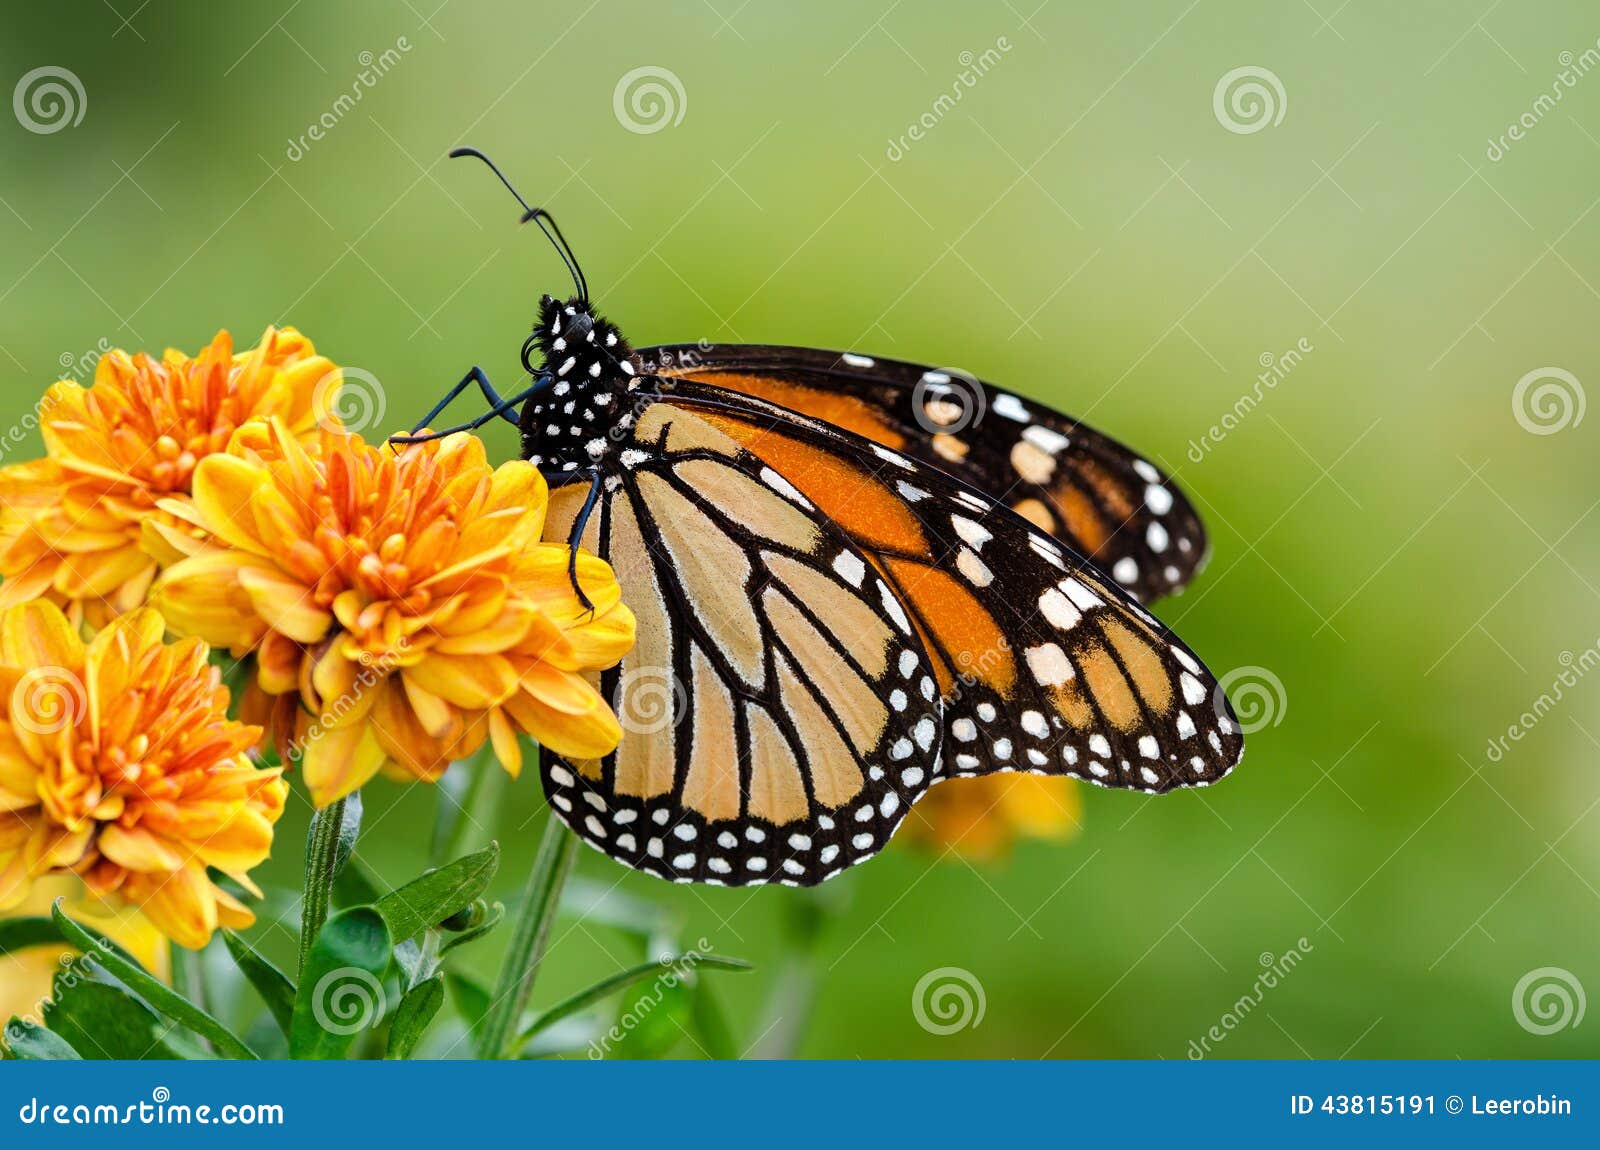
[{"x1": 397, "y1": 149, "x2": 1244, "y2": 887}]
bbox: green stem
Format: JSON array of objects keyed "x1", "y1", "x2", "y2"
[
  {"x1": 477, "y1": 812, "x2": 579, "y2": 1059},
  {"x1": 298, "y1": 798, "x2": 347, "y2": 978},
  {"x1": 442, "y1": 747, "x2": 509, "y2": 864}
]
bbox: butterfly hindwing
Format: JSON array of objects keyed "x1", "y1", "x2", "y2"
[
  {"x1": 541, "y1": 399, "x2": 944, "y2": 886},
  {"x1": 653, "y1": 380, "x2": 1245, "y2": 794},
  {"x1": 644, "y1": 344, "x2": 1205, "y2": 603}
]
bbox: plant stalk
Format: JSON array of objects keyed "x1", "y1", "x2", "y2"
[
  {"x1": 298, "y1": 797, "x2": 347, "y2": 978},
  {"x1": 477, "y1": 811, "x2": 579, "y2": 1059}
]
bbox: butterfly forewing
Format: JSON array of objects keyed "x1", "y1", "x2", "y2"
[
  {"x1": 542, "y1": 399, "x2": 944, "y2": 886},
  {"x1": 655, "y1": 381, "x2": 1245, "y2": 793},
  {"x1": 645, "y1": 344, "x2": 1206, "y2": 604}
]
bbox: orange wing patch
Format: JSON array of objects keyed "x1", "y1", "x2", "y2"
[
  {"x1": 883, "y1": 557, "x2": 1016, "y2": 699},
  {"x1": 681, "y1": 370, "x2": 907, "y2": 449},
  {"x1": 694, "y1": 412, "x2": 929, "y2": 555}
]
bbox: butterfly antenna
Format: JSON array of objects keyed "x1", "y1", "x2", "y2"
[{"x1": 450, "y1": 146, "x2": 589, "y2": 304}]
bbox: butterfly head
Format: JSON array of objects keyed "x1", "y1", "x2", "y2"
[{"x1": 519, "y1": 294, "x2": 640, "y2": 470}]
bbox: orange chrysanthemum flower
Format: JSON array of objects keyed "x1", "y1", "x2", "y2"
[
  {"x1": 0, "y1": 327, "x2": 340, "y2": 627},
  {"x1": 900, "y1": 775, "x2": 1082, "y2": 861},
  {"x1": 151, "y1": 420, "x2": 635, "y2": 808},
  {"x1": 0, "y1": 602, "x2": 287, "y2": 950}
]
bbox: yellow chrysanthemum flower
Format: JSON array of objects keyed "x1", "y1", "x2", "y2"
[
  {"x1": 152, "y1": 420, "x2": 635, "y2": 808},
  {"x1": 900, "y1": 774, "x2": 1082, "y2": 861},
  {"x1": 0, "y1": 602, "x2": 286, "y2": 950},
  {"x1": 0, "y1": 327, "x2": 339, "y2": 627},
  {"x1": 0, "y1": 877, "x2": 169, "y2": 1032}
]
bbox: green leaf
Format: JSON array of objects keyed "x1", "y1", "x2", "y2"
[
  {"x1": 561, "y1": 877, "x2": 671, "y2": 939},
  {"x1": 386, "y1": 975, "x2": 445, "y2": 1060},
  {"x1": 690, "y1": 980, "x2": 740, "y2": 1061},
  {"x1": 4, "y1": 1017, "x2": 81, "y2": 1060},
  {"x1": 446, "y1": 971, "x2": 491, "y2": 1038},
  {"x1": 439, "y1": 900, "x2": 505, "y2": 956},
  {"x1": 518, "y1": 955, "x2": 752, "y2": 1048},
  {"x1": 0, "y1": 915, "x2": 148, "y2": 970},
  {"x1": 51, "y1": 901, "x2": 254, "y2": 1060},
  {"x1": 331, "y1": 791, "x2": 363, "y2": 877},
  {"x1": 41, "y1": 980, "x2": 184, "y2": 1060},
  {"x1": 222, "y1": 930, "x2": 295, "y2": 1038},
  {"x1": 373, "y1": 843, "x2": 500, "y2": 943},
  {"x1": 333, "y1": 856, "x2": 384, "y2": 908},
  {"x1": 290, "y1": 907, "x2": 391, "y2": 1060},
  {"x1": 605, "y1": 978, "x2": 692, "y2": 1060},
  {"x1": 0, "y1": 917, "x2": 61, "y2": 956},
  {"x1": 300, "y1": 796, "x2": 359, "y2": 975}
]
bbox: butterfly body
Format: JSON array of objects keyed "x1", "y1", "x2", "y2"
[
  {"x1": 519, "y1": 295, "x2": 638, "y2": 471},
  {"x1": 403, "y1": 148, "x2": 1246, "y2": 888}
]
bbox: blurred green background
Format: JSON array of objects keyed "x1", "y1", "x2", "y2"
[{"x1": 3, "y1": 0, "x2": 1599, "y2": 1058}]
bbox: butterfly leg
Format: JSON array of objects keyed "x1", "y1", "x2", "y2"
[
  {"x1": 544, "y1": 467, "x2": 603, "y2": 613},
  {"x1": 389, "y1": 382, "x2": 537, "y2": 445},
  {"x1": 405, "y1": 365, "x2": 522, "y2": 436}
]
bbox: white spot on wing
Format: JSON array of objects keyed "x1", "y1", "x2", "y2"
[
  {"x1": 1025, "y1": 642, "x2": 1075, "y2": 686},
  {"x1": 993, "y1": 394, "x2": 1031, "y2": 422},
  {"x1": 1022, "y1": 425, "x2": 1071, "y2": 454}
]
